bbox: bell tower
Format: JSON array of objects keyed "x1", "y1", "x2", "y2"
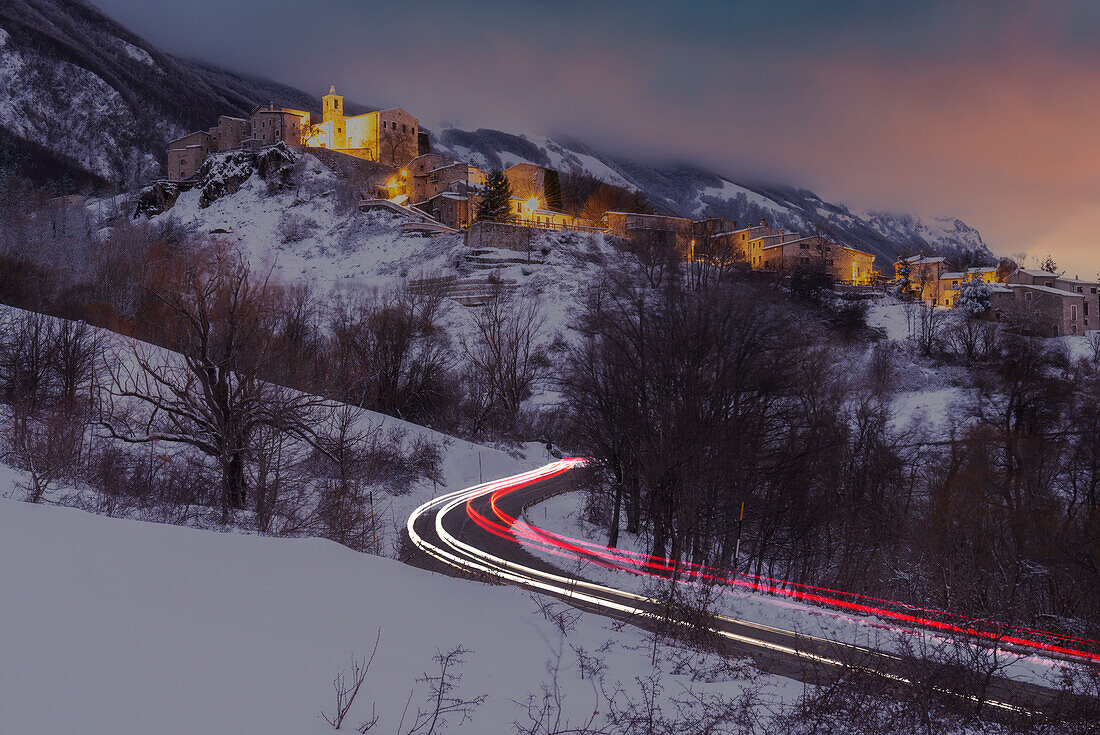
[{"x1": 322, "y1": 84, "x2": 344, "y2": 124}]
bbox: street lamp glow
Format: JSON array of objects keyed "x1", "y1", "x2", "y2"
[{"x1": 524, "y1": 197, "x2": 539, "y2": 215}]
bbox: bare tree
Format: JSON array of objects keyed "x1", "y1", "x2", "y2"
[
  {"x1": 463, "y1": 287, "x2": 551, "y2": 429},
  {"x1": 4, "y1": 404, "x2": 83, "y2": 502},
  {"x1": 99, "y1": 246, "x2": 329, "y2": 523},
  {"x1": 911, "y1": 301, "x2": 945, "y2": 355}
]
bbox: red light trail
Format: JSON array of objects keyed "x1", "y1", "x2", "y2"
[{"x1": 464, "y1": 458, "x2": 1100, "y2": 663}]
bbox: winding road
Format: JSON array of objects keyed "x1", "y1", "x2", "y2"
[{"x1": 406, "y1": 459, "x2": 1096, "y2": 716}]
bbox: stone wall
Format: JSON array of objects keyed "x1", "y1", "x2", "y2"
[{"x1": 465, "y1": 221, "x2": 537, "y2": 253}]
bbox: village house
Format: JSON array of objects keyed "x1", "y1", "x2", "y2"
[
  {"x1": 710, "y1": 221, "x2": 785, "y2": 265},
  {"x1": 502, "y1": 163, "x2": 551, "y2": 201},
  {"x1": 936, "y1": 266, "x2": 999, "y2": 307},
  {"x1": 991, "y1": 283, "x2": 1087, "y2": 337},
  {"x1": 166, "y1": 130, "x2": 214, "y2": 181},
  {"x1": 894, "y1": 255, "x2": 949, "y2": 302},
  {"x1": 606, "y1": 211, "x2": 696, "y2": 255},
  {"x1": 753, "y1": 235, "x2": 876, "y2": 285},
  {"x1": 419, "y1": 191, "x2": 471, "y2": 230},
  {"x1": 405, "y1": 153, "x2": 487, "y2": 206},
  {"x1": 1004, "y1": 269, "x2": 1099, "y2": 332}
]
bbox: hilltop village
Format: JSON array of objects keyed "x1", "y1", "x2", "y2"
[{"x1": 165, "y1": 86, "x2": 1099, "y2": 334}]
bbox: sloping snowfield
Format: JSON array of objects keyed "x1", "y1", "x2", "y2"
[{"x1": 0, "y1": 495, "x2": 797, "y2": 735}]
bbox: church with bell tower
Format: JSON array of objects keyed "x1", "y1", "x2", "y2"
[{"x1": 309, "y1": 84, "x2": 420, "y2": 167}]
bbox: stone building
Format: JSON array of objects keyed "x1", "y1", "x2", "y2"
[
  {"x1": 166, "y1": 130, "x2": 213, "y2": 181},
  {"x1": 309, "y1": 86, "x2": 420, "y2": 166},
  {"x1": 502, "y1": 163, "x2": 549, "y2": 200},
  {"x1": 606, "y1": 211, "x2": 695, "y2": 255},
  {"x1": 936, "y1": 266, "x2": 999, "y2": 307},
  {"x1": 249, "y1": 103, "x2": 310, "y2": 147},
  {"x1": 419, "y1": 191, "x2": 470, "y2": 230},
  {"x1": 707, "y1": 220, "x2": 785, "y2": 265},
  {"x1": 166, "y1": 104, "x2": 309, "y2": 181},
  {"x1": 753, "y1": 234, "x2": 876, "y2": 285},
  {"x1": 991, "y1": 283, "x2": 1087, "y2": 337},
  {"x1": 211, "y1": 116, "x2": 251, "y2": 151},
  {"x1": 1005, "y1": 269, "x2": 1099, "y2": 332},
  {"x1": 894, "y1": 255, "x2": 949, "y2": 302},
  {"x1": 405, "y1": 154, "x2": 486, "y2": 205}
]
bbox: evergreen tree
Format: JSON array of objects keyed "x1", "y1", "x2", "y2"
[
  {"x1": 1039, "y1": 252, "x2": 1059, "y2": 274},
  {"x1": 954, "y1": 274, "x2": 994, "y2": 315},
  {"x1": 892, "y1": 259, "x2": 912, "y2": 297},
  {"x1": 476, "y1": 170, "x2": 512, "y2": 223},
  {"x1": 543, "y1": 169, "x2": 562, "y2": 212}
]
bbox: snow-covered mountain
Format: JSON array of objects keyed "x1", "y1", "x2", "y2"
[
  {"x1": 0, "y1": 0, "x2": 350, "y2": 189},
  {"x1": 0, "y1": 0, "x2": 994, "y2": 265}
]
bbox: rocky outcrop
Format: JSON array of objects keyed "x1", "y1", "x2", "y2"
[{"x1": 133, "y1": 181, "x2": 180, "y2": 217}]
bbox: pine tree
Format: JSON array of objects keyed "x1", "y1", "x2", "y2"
[
  {"x1": 954, "y1": 274, "x2": 994, "y2": 315},
  {"x1": 892, "y1": 259, "x2": 912, "y2": 297},
  {"x1": 1039, "y1": 252, "x2": 1059, "y2": 274},
  {"x1": 543, "y1": 169, "x2": 562, "y2": 212},
  {"x1": 476, "y1": 170, "x2": 512, "y2": 223}
]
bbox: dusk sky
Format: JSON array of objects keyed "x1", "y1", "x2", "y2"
[{"x1": 94, "y1": 0, "x2": 1100, "y2": 277}]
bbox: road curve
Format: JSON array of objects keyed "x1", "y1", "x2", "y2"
[{"x1": 406, "y1": 459, "x2": 1086, "y2": 716}]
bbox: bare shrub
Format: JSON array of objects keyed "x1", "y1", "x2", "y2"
[
  {"x1": 4, "y1": 404, "x2": 85, "y2": 502},
  {"x1": 321, "y1": 629, "x2": 381, "y2": 731},
  {"x1": 397, "y1": 645, "x2": 487, "y2": 735},
  {"x1": 278, "y1": 211, "x2": 317, "y2": 243},
  {"x1": 1088, "y1": 329, "x2": 1100, "y2": 365}
]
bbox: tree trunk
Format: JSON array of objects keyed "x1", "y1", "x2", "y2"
[{"x1": 609, "y1": 481, "x2": 622, "y2": 548}]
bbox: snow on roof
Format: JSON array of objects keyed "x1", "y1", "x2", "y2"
[
  {"x1": 835, "y1": 242, "x2": 875, "y2": 257},
  {"x1": 968, "y1": 266, "x2": 996, "y2": 274},
  {"x1": 426, "y1": 163, "x2": 466, "y2": 175},
  {"x1": 440, "y1": 192, "x2": 466, "y2": 201},
  {"x1": 905, "y1": 256, "x2": 946, "y2": 265},
  {"x1": 940, "y1": 272, "x2": 965, "y2": 280},
  {"x1": 759, "y1": 235, "x2": 813, "y2": 250},
  {"x1": 1007, "y1": 283, "x2": 1085, "y2": 297},
  {"x1": 605, "y1": 211, "x2": 693, "y2": 223},
  {"x1": 1014, "y1": 268, "x2": 1096, "y2": 284}
]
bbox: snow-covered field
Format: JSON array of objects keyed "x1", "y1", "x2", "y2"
[{"x1": 0, "y1": 493, "x2": 799, "y2": 735}]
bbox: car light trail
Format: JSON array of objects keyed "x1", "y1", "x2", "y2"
[
  {"x1": 405, "y1": 460, "x2": 1083, "y2": 715},
  {"x1": 466, "y1": 464, "x2": 1100, "y2": 663}
]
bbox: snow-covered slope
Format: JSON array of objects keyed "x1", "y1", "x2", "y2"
[
  {"x1": 140, "y1": 146, "x2": 631, "y2": 367},
  {"x1": 0, "y1": 0, "x2": 345, "y2": 188},
  {"x1": 0, "y1": 492, "x2": 799, "y2": 735}
]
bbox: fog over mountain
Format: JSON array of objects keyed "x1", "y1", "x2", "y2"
[{"x1": 0, "y1": 0, "x2": 993, "y2": 266}]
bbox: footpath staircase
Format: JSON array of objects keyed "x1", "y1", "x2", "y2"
[{"x1": 407, "y1": 274, "x2": 519, "y2": 307}]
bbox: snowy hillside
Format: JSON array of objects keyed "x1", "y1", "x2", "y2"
[
  {"x1": 0, "y1": 0, "x2": 341, "y2": 188},
  {"x1": 0, "y1": 493, "x2": 802, "y2": 735},
  {"x1": 138, "y1": 146, "x2": 631, "y2": 365}
]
